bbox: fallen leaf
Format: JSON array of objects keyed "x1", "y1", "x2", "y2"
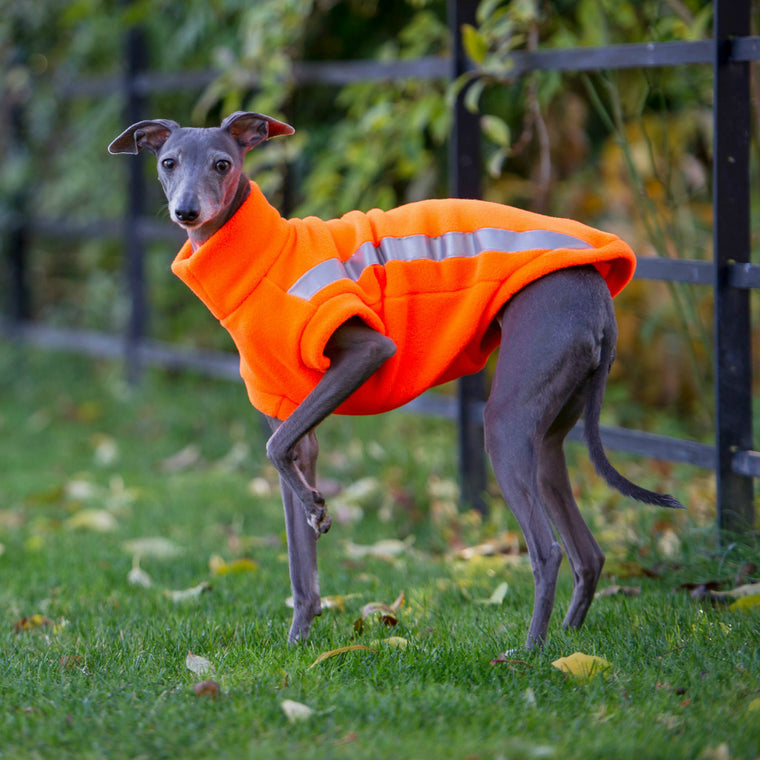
[
  {"x1": 65, "y1": 509, "x2": 118, "y2": 532},
  {"x1": 122, "y1": 537, "x2": 184, "y2": 559},
  {"x1": 127, "y1": 556, "x2": 152, "y2": 588},
  {"x1": 14, "y1": 614, "x2": 54, "y2": 632},
  {"x1": 476, "y1": 581, "x2": 509, "y2": 605},
  {"x1": 693, "y1": 582, "x2": 760, "y2": 605},
  {"x1": 354, "y1": 603, "x2": 398, "y2": 634},
  {"x1": 160, "y1": 444, "x2": 202, "y2": 473},
  {"x1": 747, "y1": 697, "x2": 760, "y2": 714},
  {"x1": 454, "y1": 531, "x2": 521, "y2": 560},
  {"x1": 186, "y1": 651, "x2": 216, "y2": 677},
  {"x1": 489, "y1": 652, "x2": 532, "y2": 668},
  {"x1": 552, "y1": 652, "x2": 612, "y2": 682},
  {"x1": 285, "y1": 593, "x2": 362, "y2": 612},
  {"x1": 345, "y1": 538, "x2": 412, "y2": 560},
  {"x1": 193, "y1": 680, "x2": 220, "y2": 699},
  {"x1": 700, "y1": 743, "x2": 731, "y2": 760},
  {"x1": 723, "y1": 582, "x2": 760, "y2": 598},
  {"x1": 64, "y1": 479, "x2": 99, "y2": 501},
  {"x1": 729, "y1": 594, "x2": 760, "y2": 612},
  {"x1": 92, "y1": 434, "x2": 119, "y2": 466},
  {"x1": 308, "y1": 645, "x2": 377, "y2": 669},
  {"x1": 370, "y1": 636, "x2": 408, "y2": 649},
  {"x1": 595, "y1": 584, "x2": 641, "y2": 598},
  {"x1": 208, "y1": 555, "x2": 258, "y2": 576},
  {"x1": 165, "y1": 582, "x2": 212, "y2": 603},
  {"x1": 281, "y1": 699, "x2": 315, "y2": 722},
  {"x1": 338, "y1": 476, "x2": 381, "y2": 505}
]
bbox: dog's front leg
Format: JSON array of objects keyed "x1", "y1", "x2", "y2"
[
  {"x1": 266, "y1": 423, "x2": 323, "y2": 643},
  {"x1": 266, "y1": 320, "x2": 396, "y2": 641},
  {"x1": 266, "y1": 319, "x2": 396, "y2": 534}
]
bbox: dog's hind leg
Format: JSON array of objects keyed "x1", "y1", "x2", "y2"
[
  {"x1": 538, "y1": 429, "x2": 605, "y2": 630},
  {"x1": 485, "y1": 266, "x2": 612, "y2": 648}
]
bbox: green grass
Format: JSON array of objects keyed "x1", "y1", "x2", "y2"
[{"x1": 0, "y1": 344, "x2": 758, "y2": 759}]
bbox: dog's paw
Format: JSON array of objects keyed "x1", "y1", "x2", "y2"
[{"x1": 306, "y1": 490, "x2": 331, "y2": 535}]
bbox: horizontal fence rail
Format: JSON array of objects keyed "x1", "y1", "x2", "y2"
[{"x1": 2, "y1": 0, "x2": 758, "y2": 534}]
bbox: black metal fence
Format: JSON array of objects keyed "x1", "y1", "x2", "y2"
[{"x1": 2, "y1": 0, "x2": 758, "y2": 535}]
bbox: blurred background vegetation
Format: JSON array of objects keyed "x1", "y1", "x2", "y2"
[{"x1": 0, "y1": 0, "x2": 758, "y2": 444}]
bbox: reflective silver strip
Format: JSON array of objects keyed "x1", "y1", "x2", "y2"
[{"x1": 287, "y1": 226, "x2": 593, "y2": 301}]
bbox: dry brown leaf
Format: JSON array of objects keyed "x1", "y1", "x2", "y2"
[
  {"x1": 193, "y1": 680, "x2": 221, "y2": 699},
  {"x1": 14, "y1": 614, "x2": 55, "y2": 633},
  {"x1": 353, "y1": 590, "x2": 405, "y2": 633}
]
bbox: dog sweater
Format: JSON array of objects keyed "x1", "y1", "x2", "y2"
[{"x1": 171, "y1": 181, "x2": 636, "y2": 420}]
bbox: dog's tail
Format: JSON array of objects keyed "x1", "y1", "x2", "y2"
[{"x1": 584, "y1": 330, "x2": 684, "y2": 510}]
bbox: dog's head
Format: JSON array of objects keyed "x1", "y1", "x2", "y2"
[{"x1": 108, "y1": 112, "x2": 294, "y2": 234}]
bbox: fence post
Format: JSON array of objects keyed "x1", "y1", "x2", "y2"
[
  {"x1": 449, "y1": 0, "x2": 487, "y2": 513},
  {"x1": 5, "y1": 41, "x2": 32, "y2": 327},
  {"x1": 123, "y1": 23, "x2": 148, "y2": 383},
  {"x1": 713, "y1": 0, "x2": 755, "y2": 536}
]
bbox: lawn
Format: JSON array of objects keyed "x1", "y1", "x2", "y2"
[{"x1": 0, "y1": 344, "x2": 758, "y2": 759}]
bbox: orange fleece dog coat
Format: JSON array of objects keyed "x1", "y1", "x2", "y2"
[{"x1": 172, "y1": 181, "x2": 636, "y2": 420}]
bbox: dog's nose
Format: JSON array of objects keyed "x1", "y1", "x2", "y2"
[{"x1": 175, "y1": 207, "x2": 200, "y2": 223}]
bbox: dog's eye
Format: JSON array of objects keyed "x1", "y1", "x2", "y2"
[
  {"x1": 161, "y1": 158, "x2": 176, "y2": 170},
  {"x1": 215, "y1": 159, "x2": 231, "y2": 173}
]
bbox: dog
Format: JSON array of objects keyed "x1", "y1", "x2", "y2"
[{"x1": 109, "y1": 111, "x2": 682, "y2": 649}]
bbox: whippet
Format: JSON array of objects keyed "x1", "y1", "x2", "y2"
[{"x1": 109, "y1": 111, "x2": 682, "y2": 649}]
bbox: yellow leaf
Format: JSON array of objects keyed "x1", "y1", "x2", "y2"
[
  {"x1": 65, "y1": 509, "x2": 118, "y2": 532},
  {"x1": 552, "y1": 652, "x2": 612, "y2": 682},
  {"x1": 308, "y1": 645, "x2": 377, "y2": 669},
  {"x1": 729, "y1": 594, "x2": 760, "y2": 612},
  {"x1": 209, "y1": 555, "x2": 258, "y2": 576},
  {"x1": 14, "y1": 614, "x2": 54, "y2": 632},
  {"x1": 747, "y1": 697, "x2": 760, "y2": 714}
]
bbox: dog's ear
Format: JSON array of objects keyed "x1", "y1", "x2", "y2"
[
  {"x1": 108, "y1": 119, "x2": 179, "y2": 155},
  {"x1": 221, "y1": 111, "x2": 295, "y2": 151}
]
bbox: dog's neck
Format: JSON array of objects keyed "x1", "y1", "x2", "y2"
[{"x1": 187, "y1": 174, "x2": 252, "y2": 251}]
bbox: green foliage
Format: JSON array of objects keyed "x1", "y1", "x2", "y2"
[{"x1": 1, "y1": 0, "x2": 758, "y2": 430}]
